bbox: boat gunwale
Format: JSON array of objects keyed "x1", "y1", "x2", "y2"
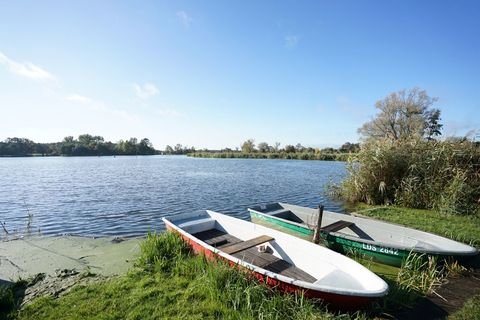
[{"x1": 248, "y1": 207, "x2": 311, "y2": 230}]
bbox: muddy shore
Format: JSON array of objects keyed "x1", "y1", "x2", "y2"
[
  {"x1": 0, "y1": 236, "x2": 141, "y2": 305},
  {"x1": 0, "y1": 236, "x2": 141, "y2": 281}
]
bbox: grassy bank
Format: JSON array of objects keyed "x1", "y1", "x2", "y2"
[
  {"x1": 3, "y1": 207, "x2": 479, "y2": 319},
  {"x1": 6, "y1": 233, "x2": 366, "y2": 320},
  {"x1": 188, "y1": 151, "x2": 351, "y2": 161}
]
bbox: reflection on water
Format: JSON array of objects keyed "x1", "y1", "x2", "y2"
[{"x1": 0, "y1": 156, "x2": 346, "y2": 237}]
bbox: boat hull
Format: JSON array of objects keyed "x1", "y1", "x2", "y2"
[{"x1": 165, "y1": 223, "x2": 375, "y2": 309}]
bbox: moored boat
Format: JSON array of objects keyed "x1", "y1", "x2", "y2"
[
  {"x1": 162, "y1": 210, "x2": 389, "y2": 309},
  {"x1": 248, "y1": 202, "x2": 478, "y2": 267}
]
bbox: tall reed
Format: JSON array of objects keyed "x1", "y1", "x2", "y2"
[{"x1": 338, "y1": 139, "x2": 480, "y2": 215}]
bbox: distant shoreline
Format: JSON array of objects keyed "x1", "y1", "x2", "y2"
[
  {"x1": 0, "y1": 154, "x2": 158, "y2": 158},
  {"x1": 188, "y1": 151, "x2": 352, "y2": 161}
]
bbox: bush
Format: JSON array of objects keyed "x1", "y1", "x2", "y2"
[{"x1": 338, "y1": 139, "x2": 480, "y2": 215}]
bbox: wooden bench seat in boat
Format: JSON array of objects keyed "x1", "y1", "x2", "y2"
[
  {"x1": 222, "y1": 235, "x2": 275, "y2": 255},
  {"x1": 233, "y1": 247, "x2": 317, "y2": 283},
  {"x1": 321, "y1": 220, "x2": 354, "y2": 233}
]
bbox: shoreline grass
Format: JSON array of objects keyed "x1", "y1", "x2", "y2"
[
  {"x1": 10, "y1": 232, "x2": 367, "y2": 320},
  {"x1": 3, "y1": 208, "x2": 479, "y2": 320},
  {"x1": 188, "y1": 151, "x2": 351, "y2": 161}
]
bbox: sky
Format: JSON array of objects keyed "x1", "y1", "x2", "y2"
[{"x1": 1, "y1": 1, "x2": 479, "y2": 149}]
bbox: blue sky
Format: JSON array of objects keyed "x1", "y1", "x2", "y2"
[{"x1": 1, "y1": 1, "x2": 479, "y2": 149}]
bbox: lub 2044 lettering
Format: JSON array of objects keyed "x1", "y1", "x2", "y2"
[{"x1": 362, "y1": 243, "x2": 399, "y2": 256}]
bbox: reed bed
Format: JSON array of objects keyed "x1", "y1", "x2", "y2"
[{"x1": 337, "y1": 139, "x2": 480, "y2": 215}]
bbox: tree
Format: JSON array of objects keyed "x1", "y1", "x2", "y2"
[
  {"x1": 138, "y1": 138, "x2": 155, "y2": 155},
  {"x1": 241, "y1": 139, "x2": 255, "y2": 153},
  {"x1": 358, "y1": 88, "x2": 443, "y2": 141},
  {"x1": 2, "y1": 137, "x2": 34, "y2": 155},
  {"x1": 174, "y1": 144, "x2": 183, "y2": 154},
  {"x1": 257, "y1": 142, "x2": 270, "y2": 153},
  {"x1": 284, "y1": 145, "x2": 295, "y2": 153},
  {"x1": 63, "y1": 136, "x2": 75, "y2": 143},
  {"x1": 273, "y1": 142, "x2": 281, "y2": 152},
  {"x1": 339, "y1": 142, "x2": 360, "y2": 153},
  {"x1": 295, "y1": 143, "x2": 305, "y2": 153},
  {"x1": 165, "y1": 145, "x2": 174, "y2": 154}
]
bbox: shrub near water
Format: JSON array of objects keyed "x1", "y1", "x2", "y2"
[{"x1": 338, "y1": 139, "x2": 480, "y2": 215}]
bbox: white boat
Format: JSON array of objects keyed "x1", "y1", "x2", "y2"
[
  {"x1": 162, "y1": 210, "x2": 389, "y2": 309},
  {"x1": 249, "y1": 202, "x2": 479, "y2": 266}
]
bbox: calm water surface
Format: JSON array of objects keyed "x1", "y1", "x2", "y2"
[{"x1": 0, "y1": 156, "x2": 346, "y2": 237}]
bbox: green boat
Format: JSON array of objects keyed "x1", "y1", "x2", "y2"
[{"x1": 248, "y1": 203, "x2": 478, "y2": 267}]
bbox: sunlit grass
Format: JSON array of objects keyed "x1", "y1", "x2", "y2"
[
  {"x1": 14, "y1": 232, "x2": 363, "y2": 320},
  {"x1": 6, "y1": 216, "x2": 479, "y2": 320}
]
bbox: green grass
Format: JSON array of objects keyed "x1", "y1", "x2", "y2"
[
  {"x1": 352, "y1": 205, "x2": 480, "y2": 248},
  {"x1": 351, "y1": 205, "x2": 480, "y2": 317},
  {"x1": 449, "y1": 294, "x2": 480, "y2": 320},
  {"x1": 12, "y1": 232, "x2": 364, "y2": 320},
  {"x1": 6, "y1": 210, "x2": 479, "y2": 320}
]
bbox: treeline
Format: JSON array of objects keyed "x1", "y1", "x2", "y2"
[
  {"x1": 164, "y1": 144, "x2": 196, "y2": 155},
  {"x1": 188, "y1": 140, "x2": 360, "y2": 161},
  {"x1": 0, "y1": 135, "x2": 156, "y2": 157}
]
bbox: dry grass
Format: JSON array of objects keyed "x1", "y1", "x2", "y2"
[{"x1": 337, "y1": 139, "x2": 480, "y2": 215}]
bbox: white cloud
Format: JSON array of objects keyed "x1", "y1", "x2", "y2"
[
  {"x1": 66, "y1": 93, "x2": 92, "y2": 104},
  {"x1": 133, "y1": 82, "x2": 159, "y2": 99},
  {"x1": 177, "y1": 11, "x2": 193, "y2": 29},
  {"x1": 0, "y1": 52, "x2": 55, "y2": 81},
  {"x1": 284, "y1": 35, "x2": 300, "y2": 49},
  {"x1": 155, "y1": 108, "x2": 184, "y2": 118}
]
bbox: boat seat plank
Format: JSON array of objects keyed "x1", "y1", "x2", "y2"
[
  {"x1": 222, "y1": 235, "x2": 275, "y2": 255},
  {"x1": 321, "y1": 220, "x2": 354, "y2": 233},
  {"x1": 234, "y1": 248, "x2": 317, "y2": 283}
]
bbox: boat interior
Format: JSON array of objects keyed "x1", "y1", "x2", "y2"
[
  {"x1": 167, "y1": 211, "x2": 389, "y2": 294},
  {"x1": 193, "y1": 228, "x2": 317, "y2": 283}
]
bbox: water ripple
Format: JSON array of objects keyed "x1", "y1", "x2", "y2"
[{"x1": 0, "y1": 156, "x2": 346, "y2": 237}]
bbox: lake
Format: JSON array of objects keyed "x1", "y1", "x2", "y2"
[{"x1": 0, "y1": 156, "x2": 347, "y2": 237}]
